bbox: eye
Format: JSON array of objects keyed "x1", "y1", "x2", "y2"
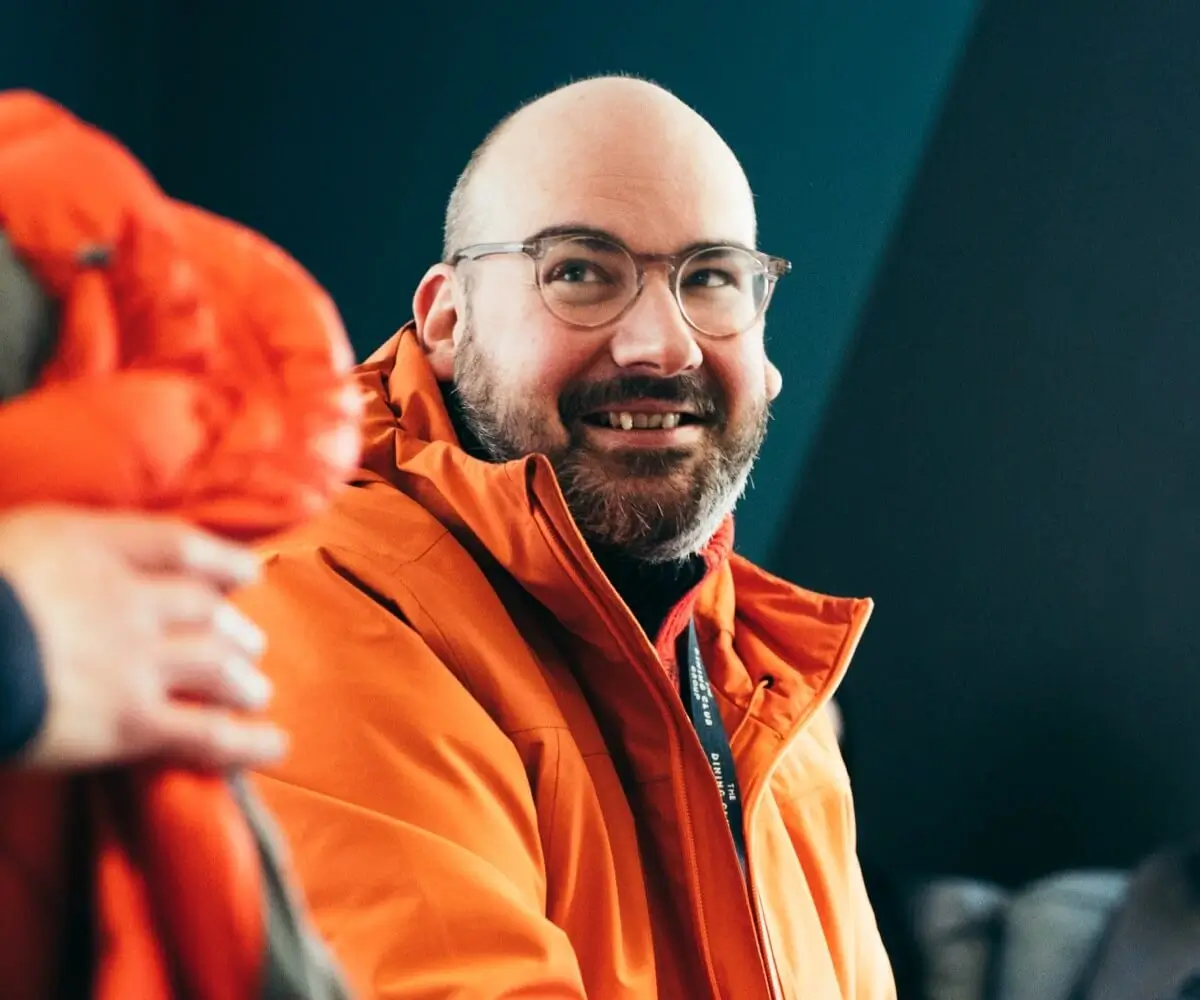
[
  {"x1": 546, "y1": 258, "x2": 612, "y2": 284},
  {"x1": 683, "y1": 268, "x2": 737, "y2": 289}
]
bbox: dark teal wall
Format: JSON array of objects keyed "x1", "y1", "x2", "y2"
[
  {"x1": 782, "y1": 0, "x2": 1200, "y2": 885},
  {"x1": 3, "y1": 0, "x2": 158, "y2": 161},
  {"x1": 2, "y1": 1, "x2": 980, "y2": 566}
]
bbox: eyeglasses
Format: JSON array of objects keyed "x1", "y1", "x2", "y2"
[{"x1": 449, "y1": 231, "x2": 791, "y2": 339}]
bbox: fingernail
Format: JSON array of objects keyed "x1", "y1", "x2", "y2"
[
  {"x1": 232, "y1": 556, "x2": 261, "y2": 585},
  {"x1": 238, "y1": 668, "x2": 273, "y2": 709},
  {"x1": 216, "y1": 604, "x2": 266, "y2": 656},
  {"x1": 218, "y1": 722, "x2": 289, "y2": 763},
  {"x1": 184, "y1": 535, "x2": 260, "y2": 584},
  {"x1": 256, "y1": 727, "x2": 289, "y2": 761},
  {"x1": 222, "y1": 549, "x2": 261, "y2": 586}
]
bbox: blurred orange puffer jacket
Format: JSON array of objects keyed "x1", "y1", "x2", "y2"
[{"x1": 0, "y1": 91, "x2": 362, "y2": 1000}]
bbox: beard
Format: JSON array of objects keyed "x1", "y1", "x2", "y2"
[{"x1": 451, "y1": 323, "x2": 769, "y2": 563}]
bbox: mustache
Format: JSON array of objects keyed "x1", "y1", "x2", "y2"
[{"x1": 559, "y1": 373, "x2": 724, "y2": 423}]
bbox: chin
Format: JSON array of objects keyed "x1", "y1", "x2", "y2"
[
  {"x1": 555, "y1": 447, "x2": 744, "y2": 562},
  {"x1": 589, "y1": 446, "x2": 699, "y2": 480},
  {"x1": 618, "y1": 518, "x2": 722, "y2": 564},
  {"x1": 588, "y1": 487, "x2": 728, "y2": 563}
]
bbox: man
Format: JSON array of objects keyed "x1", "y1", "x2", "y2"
[{"x1": 243, "y1": 76, "x2": 893, "y2": 999}]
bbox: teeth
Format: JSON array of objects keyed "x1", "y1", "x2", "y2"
[{"x1": 602, "y1": 411, "x2": 684, "y2": 430}]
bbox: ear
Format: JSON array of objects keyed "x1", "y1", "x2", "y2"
[
  {"x1": 765, "y1": 356, "x2": 783, "y2": 401},
  {"x1": 412, "y1": 263, "x2": 460, "y2": 381}
]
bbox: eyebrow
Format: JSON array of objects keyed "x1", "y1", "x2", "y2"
[{"x1": 526, "y1": 223, "x2": 757, "y2": 257}]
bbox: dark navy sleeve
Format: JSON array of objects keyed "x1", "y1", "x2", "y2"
[{"x1": 0, "y1": 574, "x2": 47, "y2": 759}]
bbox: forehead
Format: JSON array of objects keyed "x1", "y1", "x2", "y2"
[{"x1": 473, "y1": 132, "x2": 757, "y2": 255}]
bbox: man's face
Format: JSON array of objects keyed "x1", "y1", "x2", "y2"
[
  {"x1": 453, "y1": 277, "x2": 770, "y2": 561},
  {"x1": 432, "y1": 90, "x2": 780, "y2": 562}
]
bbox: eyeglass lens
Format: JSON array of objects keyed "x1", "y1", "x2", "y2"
[{"x1": 536, "y1": 236, "x2": 771, "y2": 336}]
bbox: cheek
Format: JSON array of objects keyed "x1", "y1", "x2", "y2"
[
  {"x1": 468, "y1": 294, "x2": 593, "y2": 410},
  {"x1": 706, "y1": 339, "x2": 769, "y2": 417},
  {"x1": 506, "y1": 328, "x2": 585, "y2": 405}
]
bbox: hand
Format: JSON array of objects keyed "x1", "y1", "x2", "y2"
[{"x1": 0, "y1": 506, "x2": 288, "y2": 771}]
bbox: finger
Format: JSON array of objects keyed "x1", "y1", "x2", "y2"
[
  {"x1": 149, "y1": 705, "x2": 289, "y2": 770},
  {"x1": 105, "y1": 516, "x2": 261, "y2": 588},
  {"x1": 152, "y1": 589, "x2": 266, "y2": 661},
  {"x1": 147, "y1": 580, "x2": 264, "y2": 645},
  {"x1": 211, "y1": 602, "x2": 266, "y2": 658},
  {"x1": 144, "y1": 577, "x2": 221, "y2": 629},
  {"x1": 163, "y1": 638, "x2": 273, "y2": 710}
]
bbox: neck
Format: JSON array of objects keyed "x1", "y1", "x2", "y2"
[{"x1": 588, "y1": 543, "x2": 706, "y2": 642}]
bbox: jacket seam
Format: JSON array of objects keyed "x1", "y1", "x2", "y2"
[
  {"x1": 386, "y1": 565, "x2": 485, "y2": 707},
  {"x1": 542, "y1": 729, "x2": 563, "y2": 871},
  {"x1": 254, "y1": 771, "x2": 406, "y2": 824},
  {"x1": 296, "y1": 539, "x2": 482, "y2": 708},
  {"x1": 506, "y1": 724, "x2": 571, "y2": 738},
  {"x1": 311, "y1": 542, "x2": 590, "y2": 745},
  {"x1": 303, "y1": 528, "x2": 450, "y2": 576}
]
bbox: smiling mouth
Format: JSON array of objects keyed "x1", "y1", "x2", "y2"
[{"x1": 580, "y1": 410, "x2": 705, "y2": 431}]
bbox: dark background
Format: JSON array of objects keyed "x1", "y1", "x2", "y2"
[
  {"x1": 782, "y1": 0, "x2": 1200, "y2": 884},
  {"x1": 6, "y1": 0, "x2": 1198, "y2": 887},
  {"x1": 2, "y1": 0, "x2": 980, "y2": 565}
]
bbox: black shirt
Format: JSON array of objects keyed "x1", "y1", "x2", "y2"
[
  {"x1": 0, "y1": 574, "x2": 46, "y2": 759},
  {"x1": 590, "y1": 545, "x2": 704, "y2": 642}
]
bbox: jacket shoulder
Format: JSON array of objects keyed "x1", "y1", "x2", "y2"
[
  {"x1": 260, "y1": 479, "x2": 451, "y2": 571},
  {"x1": 243, "y1": 479, "x2": 567, "y2": 740}
]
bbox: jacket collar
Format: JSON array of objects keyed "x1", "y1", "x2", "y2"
[{"x1": 352, "y1": 325, "x2": 870, "y2": 736}]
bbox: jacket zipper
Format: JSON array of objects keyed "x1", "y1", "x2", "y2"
[
  {"x1": 585, "y1": 608, "x2": 729, "y2": 997},
  {"x1": 748, "y1": 782, "x2": 785, "y2": 1000},
  {"x1": 529, "y1": 466, "x2": 837, "y2": 1000},
  {"x1": 742, "y1": 604, "x2": 874, "y2": 1000},
  {"x1": 530, "y1": 497, "x2": 730, "y2": 998}
]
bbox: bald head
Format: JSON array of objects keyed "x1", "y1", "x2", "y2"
[{"x1": 442, "y1": 76, "x2": 756, "y2": 260}]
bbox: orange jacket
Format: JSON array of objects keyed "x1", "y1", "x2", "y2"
[
  {"x1": 0, "y1": 91, "x2": 360, "y2": 1000},
  {"x1": 241, "y1": 328, "x2": 895, "y2": 999}
]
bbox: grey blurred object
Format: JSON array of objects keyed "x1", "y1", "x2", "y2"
[
  {"x1": 911, "y1": 871, "x2": 1130, "y2": 1000},
  {"x1": 996, "y1": 872, "x2": 1129, "y2": 1000},
  {"x1": 0, "y1": 229, "x2": 57, "y2": 401},
  {"x1": 230, "y1": 774, "x2": 353, "y2": 1000},
  {"x1": 1070, "y1": 848, "x2": 1200, "y2": 1000},
  {"x1": 913, "y1": 878, "x2": 1008, "y2": 1000}
]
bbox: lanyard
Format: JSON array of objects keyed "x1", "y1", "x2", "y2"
[{"x1": 680, "y1": 618, "x2": 748, "y2": 872}]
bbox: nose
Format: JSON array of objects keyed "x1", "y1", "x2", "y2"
[{"x1": 606, "y1": 274, "x2": 703, "y2": 376}]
